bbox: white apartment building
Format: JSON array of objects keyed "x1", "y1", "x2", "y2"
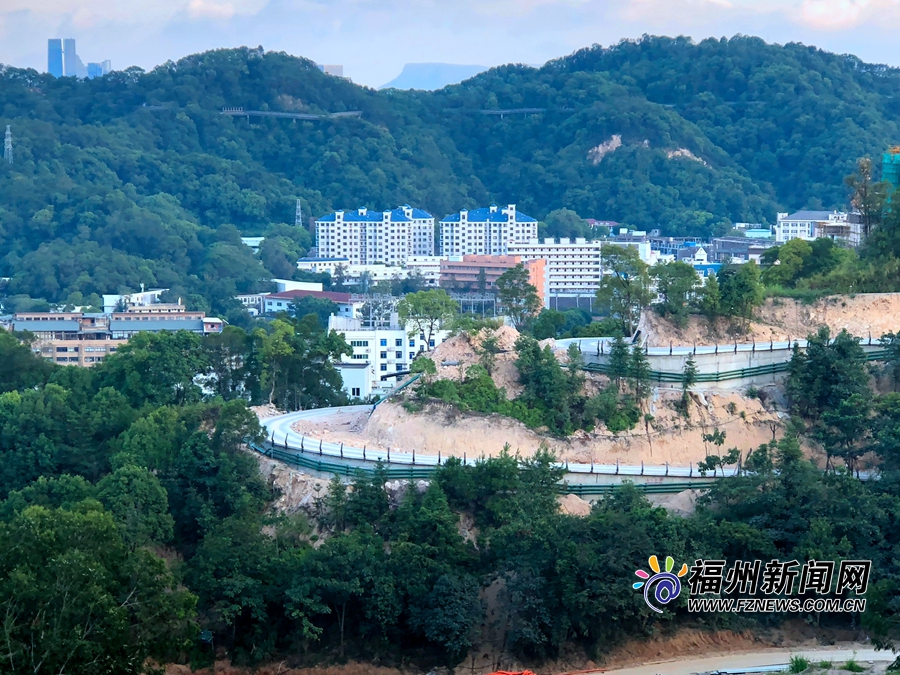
[
  {"x1": 329, "y1": 315, "x2": 449, "y2": 399},
  {"x1": 405, "y1": 256, "x2": 447, "y2": 286},
  {"x1": 440, "y1": 204, "x2": 538, "y2": 256},
  {"x1": 508, "y1": 238, "x2": 603, "y2": 297},
  {"x1": 775, "y1": 211, "x2": 863, "y2": 246},
  {"x1": 315, "y1": 205, "x2": 434, "y2": 266}
]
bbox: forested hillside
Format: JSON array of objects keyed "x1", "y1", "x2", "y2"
[{"x1": 1, "y1": 36, "x2": 899, "y2": 310}]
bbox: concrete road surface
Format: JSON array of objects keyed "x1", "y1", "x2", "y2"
[{"x1": 588, "y1": 646, "x2": 893, "y2": 675}]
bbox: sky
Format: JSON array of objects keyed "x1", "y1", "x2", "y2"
[{"x1": 2, "y1": 0, "x2": 900, "y2": 88}]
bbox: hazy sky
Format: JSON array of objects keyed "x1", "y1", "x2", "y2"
[{"x1": 2, "y1": 0, "x2": 899, "y2": 88}]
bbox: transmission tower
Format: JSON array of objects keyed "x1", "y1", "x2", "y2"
[
  {"x1": 3, "y1": 126, "x2": 11, "y2": 165},
  {"x1": 295, "y1": 198, "x2": 303, "y2": 227}
]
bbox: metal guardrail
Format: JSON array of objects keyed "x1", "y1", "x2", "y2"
[
  {"x1": 582, "y1": 349, "x2": 891, "y2": 384},
  {"x1": 249, "y1": 441, "x2": 705, "y2": 494}
]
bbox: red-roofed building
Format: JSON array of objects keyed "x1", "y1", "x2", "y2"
[{"x1": 262, "y1": 289, "x2": 360, "y2": 318}]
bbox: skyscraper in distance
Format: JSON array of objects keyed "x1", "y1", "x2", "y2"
[
  {"x1": 48, "y1": 39, "x2": 63, "y2": 77},
  {"x1": 63, "y1": 38, "x2": 77, "y2": 77}
]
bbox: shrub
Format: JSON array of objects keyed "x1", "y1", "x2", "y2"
[{"x1": 790, "y1": 655, "x2": 811, "y2": 673}]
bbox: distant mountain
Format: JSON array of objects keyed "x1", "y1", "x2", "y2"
[
  {"x1": 380, "y1": 63, "x2": 488, "y2": 90},
  {"x1": 3, "y1": 36, "x2": 900, "y2": 309}
]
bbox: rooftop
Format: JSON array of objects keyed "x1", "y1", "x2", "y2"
[
  {"x1": 317, "y1": 206, "x2": 434, "y2": 223},
  {"x1": 441, "y1": 204, "x2": 537, "y2": 224},
  {"x1": 267, "y1": 289, "x2": 353, "y2": 303}
]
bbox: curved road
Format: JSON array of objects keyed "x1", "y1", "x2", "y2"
[
  {"x1": 260, "y1": 405, "x2": 736, "y2": 479},
  {"x1": 591, "y1": 646, "x2": 892, "y2": 675}
]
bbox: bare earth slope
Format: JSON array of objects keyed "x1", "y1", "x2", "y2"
[{"x1": 640, "y1": 293, "x2": 900, "y2": 347}]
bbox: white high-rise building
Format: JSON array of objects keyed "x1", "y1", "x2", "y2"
[
  {"x1": 439, "y1": 204, "x2": 538, "y2": 256},
  {"x1": 315, "y1": 205, "x2": 434, "y2": 266},
  {"x1": 508, "y1": 238, "x2": 604, "y2": 298}
]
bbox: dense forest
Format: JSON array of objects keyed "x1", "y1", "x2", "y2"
[
  {"x1": 1, "y1": 36, "x2": 900, "y2": 311},
  {"x1": 3, "y1": 315, "x2": 900, "y2": 672}
]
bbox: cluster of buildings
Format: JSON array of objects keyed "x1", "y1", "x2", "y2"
[
  {"x1": 0, "y1": 289, "x2": 223, "y2": 367},
  {"x1": 47, "y1": 38, "x2": 110, "y2": 79}
]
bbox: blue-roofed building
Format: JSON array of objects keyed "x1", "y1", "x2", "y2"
[
  {"x1": 439, "y1": 204, "x2": 538, "y2": 256},
  {"x1": 315, "y1": 205, "x2": 435, "y2": 265}
]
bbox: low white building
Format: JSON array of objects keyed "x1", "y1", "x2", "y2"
[
  {"x1": 405, "y1": 256, "x2": 447, "y2": 286},
  {"x1": 775, "y1": 211, "x2": 862, "y2": 246},
  {"x1": 263, "y1": 290, "x2": 361, "y2": 318},
  {"x1": 329, "y1": 315, "x2": 449, "y2": 398},
  {"x1": 296, "y1": 258, "x2": 407, "y2": 286},
  {"x1": 439, "y1": 204, "x2": 538, "y2": 256}
]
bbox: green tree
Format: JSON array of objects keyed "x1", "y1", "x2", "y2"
[
  {"x1": 596, "y1": 246, "x2": 652, "y2": 335},
  {"x1": 398, "y1": 289, "x2": 458, "y2": 347},
  {"x1": 718, "y1": 261, "x2": 764, "y2": 328},
  {"x1": 0, "y1": 504, "x2": 195, "y2": 674},
  {"x1": 762, "y1": 238, "x2": 813, "y2": 288},
  {"x1": 629, "y1": 343, "x2": 652, "y2": 405},
  {"x1": 697, "y1": 273, "x2": 721, "y2": 325},
  {"x1": 651, "y1": 261, "x2": 699, "y2": 326},
  {"x1": 97, "y1": 464, "x2": 175, "y2": 548},
  {"x1": 496, "y1": 264, "x2": 542, "y2": 331}
]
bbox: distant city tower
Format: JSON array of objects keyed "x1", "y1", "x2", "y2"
[
  {"x1": 4, "y1": 126, "x2": 11, "y2": 165},
  {"x1": 295, "y1": 198, "x2": 303, "y2": 227}
]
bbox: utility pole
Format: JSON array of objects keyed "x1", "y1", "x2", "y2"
[{"x1": 4, "y1": 126, "x2": 11, "y2": 165}]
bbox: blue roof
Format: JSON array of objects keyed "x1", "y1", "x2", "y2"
[
  {"x1": 110, "y1": 319, "x2": 205, "y2": 332},
  {"x1": 440, "y1": 205, "x2": 537, "y2": 224},
  {"x1": 317, "y1": 207, "x2": 433, "y2": 223},
  {"x1": 12, "y1": 320, "x2": 80, "y2": 332}
]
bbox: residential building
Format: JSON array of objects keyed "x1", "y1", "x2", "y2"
[
  {"x1": 296, "y1": 257, "x2": 409, "y2": 287},
  {"x1": 744, "y1": 228, "x2": 774, "y2": 239},
  {"x1": 48, "y1": 39, "x2": 63, "y2": 77},
  {"x1": 405, "y1": 256, "x2": 445, "y2": 287},
  {"x1": 775, "y1": 211, "x2": 862, "y2": 246},
  {"x1": 439, "y1": 255, "x2": 548, "y2": 307},
  {"x1": 315, "y1": 205, "x2": 435, "y2": 266},
  {"x1": 439, "y1": 204, "x2": 538, "y2": 257},
  {"x1": 508, "y1": 238, "x2": 602, "y2": 299},
  {"x1": 1, "y1": 304, "x2": 223, "y2": 367},
  {"x1": 240, "y1": 236, "x2": 265, "y2": 253},
  {"x1": 676, "y1": 246, "x2": 708, "y2": 265},
  {"x1": 710, "y1": 237, "x2": 777, "y2": 263},
  {"x1": 329, "y1": 315, "x2": 449, "y2": 398},
  {"x1": 272, "y1": 279, "x2": 323, "y2": 293},
  {"x1": 102, "y1": 288, "x2": 168, "y2": 314},
  {"x1": 262, "y1": 289, "x2": 361, "y2": 318}
]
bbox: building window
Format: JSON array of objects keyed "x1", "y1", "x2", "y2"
[
  {"x1": 350, "y1": 340, "x2": 369, "y2": 347},
  {"x1": 410, "y1": 352, "x2": 416, "y2": 360},
  {"x1": 429, "y1": 339, "x2": 435, "y2": 347},
  {"x1": 380, "y1": 364, "x2": 387, "y2": 372},
  {"x1": 380, "y1": 338, "x2": 387, "y2": 347},
  {"x1": 397, "y1": 363, "x2": 405, "y2": 371},
  {"x1": 351, "y1": 387, "x2": 361, "y2": 397},
  {"x1": 395, "y1": 351, "x2": 402, "y2": 359},
  {"x1": 380, "y1": 351, "x2": 387, "y2": 359}
]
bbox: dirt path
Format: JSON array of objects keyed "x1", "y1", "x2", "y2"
[{"x1": 592, "y1": 645, "x2": 890, "y2": 675}]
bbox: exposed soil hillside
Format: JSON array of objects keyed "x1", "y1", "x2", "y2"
[
  {"x1": 639, "y1": 293, "x2": 900, "y2": 347},
  {"x1": 291, "y1": 390, "x2": 785, "y2": 466}
]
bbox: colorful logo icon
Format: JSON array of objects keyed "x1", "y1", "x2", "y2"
[{"x1": 634, "y1": 555, "x2": 689, "y2": 613}]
